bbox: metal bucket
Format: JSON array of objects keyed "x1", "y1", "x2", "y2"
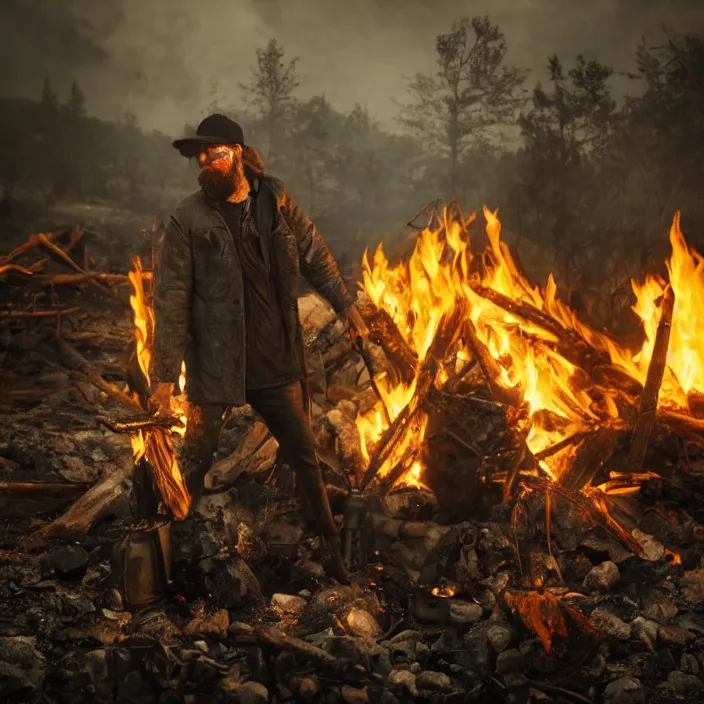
[{"x1": 115, "y1": 521, "x2": 172, "y2": 608}]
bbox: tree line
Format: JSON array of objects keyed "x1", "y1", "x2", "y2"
[{"x1": 1, "y1": 16, "x2": 704, "y2": 327}]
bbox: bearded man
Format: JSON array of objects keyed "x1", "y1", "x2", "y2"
[{"x1": 150, "y1": 114, "x2": 367, "y2": 585}]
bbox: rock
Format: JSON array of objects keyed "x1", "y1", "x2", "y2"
[
  {"x1": 603, "y1": 676, "x2": 647, "y2": 704},
  {"x1": 388, "y1": 669, "x2": 418, "y2": 697},
  {"x1": 449, "y1": 600, "x2": 483, "y2": 625},
  {"x1": 496, "y1": 649, "x2": 526, "y2": 674},
  {"x1": 680, "y1": 568, "x2": 704, "y2": 604},
  {"x1": 263, "y1": 521, "x2": 303, "y2": 546},
  {"x1": 184, "y1": 609, "x2": 230, "y2": 638},
  {"x1": 0, "y1": 636, "x2": 46, "y2": 694},
  {"x1": 666, "y1": 670, "x2": 704, "y2": 699},
  {"x1": 630, "y1": 617, "x2": 658, "y2": 651},
  {"x1": 631, "y1": 529, "x2": 666, "y2": 561},
  {"x1": 583, "y1": 561, "x2": 620, "y2": 592},
  {"x1": 644, "y1": 598, "x2": 678, "y2": 623},
  {"x1": 230, "y1": 680, "x2": 269, "y2": 704},
  {"x1": 658, "y1": 624, "x2": 695, "y2": 647},
  {"x1": 272, "y1": 593, "x2": 307, "y2": 616},
  {"x1": 590, "y1": 608, "x2": 631, "y2": 640},
  {"x1": 204, "y1": 556, "x2": 263, "y2": 609},
  {"x1": 299, "y1": 292, "x2": 337, "y2": 339},
  {"x1": 344, "y1": 608, "x2": 382, "y2": 640},
  {"x1": 297, "y1": 676, "x2": 319, "y2": 700},
  {"x1": 416, "y1": 670, "x2": 452, "y2": 691},
  {"x1": 105, "y1": 588, "x2": 124, "y2": 611},
  {"x1": 50, "y1": 544, "x2": 89, "y2": 579},
  {"x1": 487, "y1": 624, "x2": 511, "y2": 653},
  {"x1": 681, "y1": 653, "x2": 700, "y2": 676},
  {"x1": 83, "y1": 649, "x2": 109, "y2": 683}
]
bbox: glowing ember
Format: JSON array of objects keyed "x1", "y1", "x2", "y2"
[
  {"x1": 431, "y1": 584, "x2": 458, "y2": 598},
  {"x1": 128, "y1": 257, "x2": 190, "y2": 519},
  {"x1": 356, "y1": 207, "x2": 704, "y2": 491}
]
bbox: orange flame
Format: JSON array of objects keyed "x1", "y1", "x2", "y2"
[
  {"x1": 128, "y1": 257, "x2": 190, "y2": 519},
  {"x1": 357, "y1": 208, "x2": 702, "y2": 488}
]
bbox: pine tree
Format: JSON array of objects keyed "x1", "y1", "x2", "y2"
[
  {"x1": 240, "y1": 39, "x2": 300, "y2": 163},
  {"x1": 40, "y1": 77, "x2": 58, "y2": 110},
  {"x1": 401, "y1": 16, "x2": 526, "y2": 196},
  {"x1": 67, "y1": 80, "x2": 86, "y2": 117}
]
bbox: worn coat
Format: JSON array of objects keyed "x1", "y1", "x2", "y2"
[{"x1": 151, "y1": 174, "x2": 354, "y2": 405}]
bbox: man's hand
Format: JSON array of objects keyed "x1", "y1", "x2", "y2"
[
  {"x1": 150, "y1": 381, "x2": 175, "y2": 418},
  {"x1": 344, "y1": 304, "x2": 370, "y2": 352}
]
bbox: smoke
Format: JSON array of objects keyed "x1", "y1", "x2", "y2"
[{"x1": 1, "y1": 0, "x2": 703, "y2": 134}]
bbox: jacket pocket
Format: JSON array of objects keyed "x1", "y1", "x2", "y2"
[{"x1": 192, "y1": 227, "x2": 232, "y2": 300}]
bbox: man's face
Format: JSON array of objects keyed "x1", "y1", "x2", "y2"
[{"x1": 197, "y1": 144, "x2": 243, "y2": 200}]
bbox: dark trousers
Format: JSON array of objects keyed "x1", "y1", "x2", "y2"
[{"x1": 180, "y1": 381, "x2": 338, "y2": 537}]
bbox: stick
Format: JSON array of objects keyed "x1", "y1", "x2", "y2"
[
  {"x1": 54, "y1": 334, "x2": 139, "y2": 410},
  {"x1": 465, "y1": 317, "x2": 521, "y2": 406},
  {"x1": 627, "y1": 286, "x2": 675, "y2": 473},
  {"x1": 360, "y1": 300, "x2": 468, "y2": 490},
  {"x1": 20, "y1": 464, "x2": 132, "y2": 549},
  {"x1": 96, "y1": 415, "x2": 183, "y2": 433},
  {"x1": 357, "y1": 301, "x2": 418, "y2": 383},
  {"x1": 0, "y1": 231, "x2": 60, "y2": 267},
  {"x1": 31, "y1": 273, "x2": 136, "y2": 286},
  {"x1": 0, "y1": 482, "x2": 90, "y2": 518},
  {"x1": 0, "y1": 307, "x2": 80, "y2": 319}
]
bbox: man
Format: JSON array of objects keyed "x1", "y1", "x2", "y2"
[{"x1": 150, "y1": 113, "x2": 368, "y2": 583}]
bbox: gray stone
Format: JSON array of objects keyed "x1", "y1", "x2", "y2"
[
  {"x1": 230, "y1": 680, "x2": 269, "y2": 704},
  {"x1": 344, "y1": 608, "x2": 382, "y2": 640},
  {"x1": 603, "y1": 676, "x2": 647, "y2": 704},
  {"x1": 51, "y1": 544, "x2": 89, "y2": 579},
  {"x1": 416, "y1": 670, "x2": 452, "y2": 691},
  {"x1": 666, "y1": 670, "x2": 704, "y2": 699},
  {"x1": 583, "y1": 561, "x2": 620, "y2": 592},
  {"x1": 83, "y1": 649, "x2": 109, "y2": 683},
  {"x1": 631, "y1": 529, "x2": 666, "y2": 561},
  {"x1": 449, "y1": 600, "x2": 483, "y2": 625},
  {"x1": 487, "y1": 624, "x2": 511, "y2": 653},
  {"x1": 658, "y1": 624, "x2": 695, "y2": 647},
  {"x1": 630, "y1": 617, "x2": 658, "y2": 651},
  {"x1": 590, "y1": 608, "x2": 631, "y2": 640},
  {"x1": 271, "y1": 593, "x2": 307, "y2": 615},
  {"x1": 496, "y1": 649, "x2": 526, "y2": 674},
  {"x1": 388, "y1": 669, "x2": 418, "y2": 697}
]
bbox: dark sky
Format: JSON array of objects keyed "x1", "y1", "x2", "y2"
[{"x1": 2, "y1": 0, "x2": 703, "y2": 135}]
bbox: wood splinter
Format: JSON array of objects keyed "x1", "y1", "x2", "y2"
[{"x1": 626, "y1": 286, "x2": 675, "y2": 473}]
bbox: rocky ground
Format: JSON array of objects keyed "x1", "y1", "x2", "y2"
[{"x1": 3, "y1": 227, "x2": 704, "y2": 703}]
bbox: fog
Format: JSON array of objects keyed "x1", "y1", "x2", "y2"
[{"x1": 2, "y1": 0, "x2": 704, "y2": 133}]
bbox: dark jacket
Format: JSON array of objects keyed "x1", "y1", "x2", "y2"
[{"x1": 151, "y1": 174, "x2": 354, "y2": 405}]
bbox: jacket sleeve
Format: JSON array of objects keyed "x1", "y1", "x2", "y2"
[
  {"x1": 275, "y1": 181, "x2": 355, "y2": 314},
  {"x1": 151, "y1": 213, "x2": 192, "y2": 385}
]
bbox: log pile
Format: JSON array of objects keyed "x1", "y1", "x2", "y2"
[{"x1": 2, "y1": 214, "x2": 704, "y2": 704}]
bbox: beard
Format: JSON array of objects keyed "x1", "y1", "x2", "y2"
[{"x1": 198, "y1": 156, "x2": 249, "y2": 202}]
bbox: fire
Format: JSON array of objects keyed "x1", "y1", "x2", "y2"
[
  {"x1": 128, "y1": 257, "x2": 190, "y2": 519},
  {"x1": 356, "y1": 207, "x2": 704, "y2": 489}
]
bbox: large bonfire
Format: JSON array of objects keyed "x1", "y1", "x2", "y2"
[
  {"x1": 128, "y1": 206, "x2": 704, "y2": 537},
  {"x1": 355, "y1": 207, "x2": 702, "y2": 505}
]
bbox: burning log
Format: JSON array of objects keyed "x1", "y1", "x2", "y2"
[
  {"x1": 358, "y1": 300, "x2": 418, "y2": 384},
  {"x1": 627, "y1": 286, "x2": 676, "y2": 473},
  {"x1": 360, "y1": 300, "x2": 469, "y2": 491},
  {"x1": 465, "y1": 317, "x2": 521, "y2": 406},
  {"x1": 558, "y1": 427, "x2": 620, "y2": 493}
]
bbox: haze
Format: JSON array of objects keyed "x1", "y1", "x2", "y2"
[{"x1": 2, "y1": 0, "x2": 703, "y2": 135}]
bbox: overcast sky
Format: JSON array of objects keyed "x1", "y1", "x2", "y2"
[{"x1": 2, "y1": 0, "x2": 703, "y2": 135}]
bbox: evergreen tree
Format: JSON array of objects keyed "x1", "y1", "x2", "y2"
[
  {"x1": 401, "y1": 16, "x2": 526, "y2": 197},
  {"x1": 67, "y1": 80, "x2": 86, "y2": 118},
  {"x1": 240, "y1": 39, "x2": 300, "y2": 164}
]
